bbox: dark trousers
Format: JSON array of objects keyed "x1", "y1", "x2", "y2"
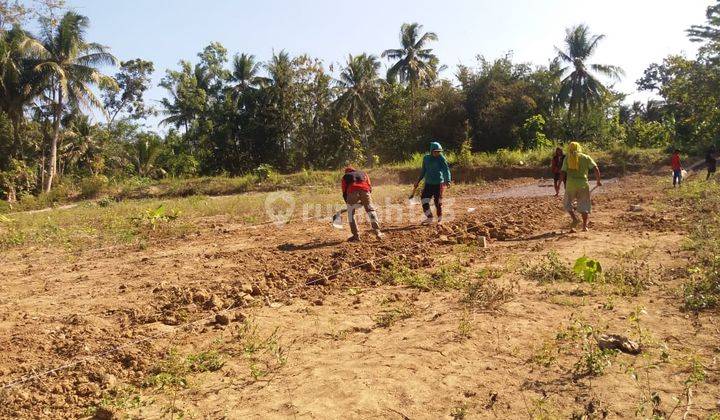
[
  {"x1": 421, "y1": 183, "x2": 445, "y2": 218},
  {"x1": 673, "y1": 169, "x2": 682, "y2": 185}
]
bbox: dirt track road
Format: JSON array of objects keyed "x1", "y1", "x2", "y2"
[{"x1": 1, "y1": 175, "x2": 718, "y2": 419}]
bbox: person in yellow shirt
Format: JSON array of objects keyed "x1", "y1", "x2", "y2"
[{"x1": 561, "y1": 142, "x2": 602, "y2": 232}]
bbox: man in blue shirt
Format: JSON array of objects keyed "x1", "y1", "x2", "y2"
[{"x1": 414, "y1": 141, "x2": 452, "y2": 224}]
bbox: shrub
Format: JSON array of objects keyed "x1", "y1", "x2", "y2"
[
  {"x1": 253, "y1": 164, "x2": 275, "y2": 182},
  {"x1": 80, "y1": 175, "x2": 109, "y2": 199}
]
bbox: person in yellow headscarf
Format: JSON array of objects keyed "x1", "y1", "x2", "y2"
[{"x1": 561, "y1": 142, "x2": 602, "y2": 231}]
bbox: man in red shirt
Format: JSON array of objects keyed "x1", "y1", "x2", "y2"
[
  {"x1": 342, "y1": 167, "x2": 382, "y2": 241},
  {"x1": 671, "y1": 149, "x2": 683, "y2": 187}
]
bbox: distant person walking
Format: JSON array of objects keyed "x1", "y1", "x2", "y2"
[
  {"x1": 562, "y1": 142, "x2": 601, "y2": 232},
  {"x1": 341, "y1": 166, "x2": 382, "y2": 242},
  {"x1": 706, "y1": 149, "x2": 717, "y2": 181},
  {"x1": 414, "y1": 141, "x2": 452, "y2": 224},
  {"x1": 671, "y1": 149, "x2": 683, "y2": 187},
  {"x1": 551, "y1": 147, "x2": 566, "y2": 196}
]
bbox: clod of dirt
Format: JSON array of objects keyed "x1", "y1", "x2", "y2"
[
  {"x1": 100, "y1": 373, "x2": 117, "y2": 389},
  {"x1": 596, "y1": 334, "x2": 641, "y2": 355},
  {"x1": 208, "y1": 294, "x2": 225, "y2": 309},
  {"x1": 161, "y1": 315, "x2": 180, "y2": 326},
  {"x1": 215, "y1": 313, "x2": 230, "y2": 325},
  {"x1": 240, "y1": 283, "x2": 254, "y2": 295},
  {"x1": 629, "y1": 204, "x2": 643, "y2": 212},
  {"x1": 233, "y1": 311, "x2": 247, "y2": 322},
  {"x1": 91, "y1": 407, "x2": 116, "y2": 420},
  {"x1": 76, "y1": 382, "x2": 101, "y2": 397}
]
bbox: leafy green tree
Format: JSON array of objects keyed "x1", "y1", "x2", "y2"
[
  {"x1": 555, "y1": 25, "x2": 623, "y2": 121},
  {"x1": 34, "y1": 11, "x2": 117, "y2": 192},
  {"x1": 638, "y1": 55, "x2": 720, "y2": 150},
  {"x1": 371, "y1": 84, "x2": 414, "y2": 162},
  {"x1": 420, "y1": 80, "x2": 467, "y2": 152},
  {"x1": 459, "y1": 55, "x2": 547, "y2": 151},
  {"x1": 382, "y1": 22, "x2": 439, "y2": 87},
  {"x1": 102, "y1": 58, "x2": 155, "y2": 125}
]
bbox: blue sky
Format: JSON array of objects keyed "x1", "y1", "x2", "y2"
[{"x1": 42, "y1": 0, "x2": 708, "y2": 127}]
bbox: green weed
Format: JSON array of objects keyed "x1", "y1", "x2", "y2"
[
  {"x1": 457, "y1": 313, "x2": 473, "y2": 340},
  {"x1": 573, "y1": 256, "x2": 603, "y2": 283},
  {"x1": 143, "y1": 348, "x2": 224, "y2": 390}
]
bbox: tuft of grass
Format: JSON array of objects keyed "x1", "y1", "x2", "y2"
[
  {"x1": 231, "y1": 321, "x2": 288, "y2": 381},
  {"x1": 603, "y1": 256, "x2": 653, "y2": 296},
  {"x1": 457, "y1": 312, "x2": 473, "y2": 340},
  {"x1": 462, "y1": 277, "x2": 516, "y2": 310},
  {"x1": 380, "y1": 261, "x2": 467, "y2": 291},
  {"x1": 522, "y1": 252, "x2": 577, "y2": 283},
  {"x1": 380, "y1": 261, "x2": 431, "y2": 290},
  {"x1": 373, "y1": 304, "x2": 415, "y2": 328}
]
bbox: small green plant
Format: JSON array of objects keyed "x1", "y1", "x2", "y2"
[
  {"x1": 429, "y1": 262, "x2": 467, "y2": 290},
  {"x1": 232, "y1": 321, "x2": 288, "y2": 381},
  {"x1": 380, "y1": 260, "x2": 431, "y2": 290},
  {"x1": 132, "y1": 204, "x2": 180, "y2": 230},
  {"x1": 143, "y1": 348, "x2": 224, "y2": 390},
  {"x1": 90, "y1": 385, "x2": 146, "y2": 415},
  {"x1": 253, "y1": 164, "x2": 275, "y2": 181},
  {"x1": 457, "y1": 312, "x2": 473, "y2": 340},
  {"x1": 628, "y1": 306, "x2": 649, "y2": 346},
  {"x1": 683, "y1": 261, "x2": 720, "y2": 311},
  {"x1": 143, "y1": 350, "x2": 189, "y2": 389},
  {"x1": 530, "y1": 340, "x2": 558, "y2": 368},
  {"x1": 573, "y1": 256, "x2": 603, "y2": 283},
  {"x1": 185, "y1": 350, "x2": 224, "y2": 373},
  {"x1": 574, "y1": 344, "x2": 617, "y2": 377}
]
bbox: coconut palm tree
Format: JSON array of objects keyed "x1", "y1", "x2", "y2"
[
  {"x1": 33, "y1": 11, "x2": 117, "y2": 192},
  {"x1": 0, "y1": 26, "x2": 45, "y2": 160},
  {"x1": 125, "y1": 133, "x2": 165, "y2": 178},
  {"x1": 335, "y1": 54, "x2": 385, "y2": 164},
  {"x1": 381, "y1": 23, "x2": 439, "y2": 87},
  {"x1": 230, "y1": 53, "x2": 268, "y2": 92},
  {"x1": 555, "y1": 25, "x2": 623, "y2": 118},
  {"x1": 335, "y1": 54, "x2": 384, "y2": 128}
]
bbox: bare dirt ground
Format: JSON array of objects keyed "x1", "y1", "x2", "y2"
[{"x1": 1, "y1": 174, "x2": 718, "y2": 419}]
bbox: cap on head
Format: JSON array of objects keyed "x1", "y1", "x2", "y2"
[
  {"x1": 344, "y1": 166, "x2": 355, "y2": 173},
  {"x1": 429, "y1": 141, "x2": 443, "y2": 152}
]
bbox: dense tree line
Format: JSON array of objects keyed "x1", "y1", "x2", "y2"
[{"x1": 1, "y1": 0, "x2": 718, "y2": 201}]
